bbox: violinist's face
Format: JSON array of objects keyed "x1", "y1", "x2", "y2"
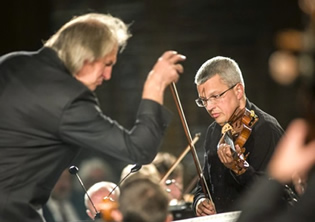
[{"x1": 196, "y1": 74, "x2": 244, "y2": 126}]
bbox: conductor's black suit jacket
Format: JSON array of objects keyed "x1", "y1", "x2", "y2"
[{"x1": 0, "y1": 47, "x2": 172, "y2": 222}]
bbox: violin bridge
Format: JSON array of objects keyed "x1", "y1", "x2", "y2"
[{"x1": 221, "y1": 123, "x2": 236, "y2": 134}]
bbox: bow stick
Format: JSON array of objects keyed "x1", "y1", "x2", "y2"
[{"x1": 170, "y1": 82, "x2": 215, "y2": 207}]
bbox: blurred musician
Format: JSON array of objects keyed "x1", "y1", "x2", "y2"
[
  {"x1": 85, "y1": 181, "x2": 120, "y2": 220},
  {"x1": 153, "y1": 152, "x2": 195, "y2": 220},
  {"x1": 236, "y1": 1, "x2": 315, "y2": 221},
  {"x1": 119, "y1": 176, "x2": 173, "y2": 222},
  {"x1": 120, "y1": 164, "x2": 160, "y2": 184},
  {"x1": 43, "y1": 169, "x2": 80, "y2": 222},
  {"x1": 236, "y1": 118, "x2": 315, "y2": 222},
  {"x1": 88, "y1": 176, "x2": 172, "y2": 222},
  {"x1": 153, "y1": 152, "x2": 184, "y2": 204}
]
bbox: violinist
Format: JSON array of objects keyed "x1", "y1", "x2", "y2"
[{"x1": 193, "y1": 56, "x2": 284, "y2": 216}]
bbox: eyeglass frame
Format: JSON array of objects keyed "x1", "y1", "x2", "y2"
[{"x1": 195, "y1": 83, "x2": 238, "y2": 107}]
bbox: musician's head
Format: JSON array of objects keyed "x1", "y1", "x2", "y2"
[
  {"x1": 85, "y1": 181, "x2": 120, "y2": 219},
  {"x1": 194, "y1": 56, "x2": 246, "y2": 126},
  {"x1": 119, "y1": 176, "x2": 173, "y2": 222}
]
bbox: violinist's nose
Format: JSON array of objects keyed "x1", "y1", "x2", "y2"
[{"x1": 205, "y1": 100, "x2": 216, "y2": 112}]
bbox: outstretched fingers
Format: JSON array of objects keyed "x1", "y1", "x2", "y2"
[{"x1": 269, "y1": 119, "x2": 315, "y2": 183}]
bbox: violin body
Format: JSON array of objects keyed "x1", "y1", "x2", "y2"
[{"x1": 218, "y1": 107, "x2": 259, "y2": 175}]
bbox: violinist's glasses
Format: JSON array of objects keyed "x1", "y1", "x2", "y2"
[{"x1": 195, "y1": 83, "x2": 238, "y2": 107}]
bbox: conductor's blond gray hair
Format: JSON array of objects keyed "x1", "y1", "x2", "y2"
[{"x1": 45, "y1": 13, "x2": 131, "y2": 75}]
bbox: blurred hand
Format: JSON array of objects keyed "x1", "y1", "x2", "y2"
[
  {"x1": 196, "y1": 198, "x2": 216, "y2": 216},
  {"x1": 268, "y1": 119, "x2": 315, "y2": 184}
]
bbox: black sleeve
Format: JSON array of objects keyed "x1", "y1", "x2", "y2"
[{"x1": 59, "y1": 91, "x2": 172, "y2": 164}]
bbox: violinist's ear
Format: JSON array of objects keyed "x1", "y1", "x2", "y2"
[{"x1": 235, "y1": 83, "x2": 244, "y2": 99}]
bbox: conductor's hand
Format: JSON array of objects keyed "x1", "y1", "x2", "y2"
[
  {"x1": 142, "y1": 51, "x2": 186, "y2": 104},
  {"x1": 196, "y1": 198, "x2": 216, "y2": 217}
]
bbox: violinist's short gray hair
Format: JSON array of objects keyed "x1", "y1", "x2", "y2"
[
  {"x1": 195, "y1": 56, "x2": 245, "y2": 89},
  {"x1": 44, "y1": 13, "x2": 131, "y2": 75}
]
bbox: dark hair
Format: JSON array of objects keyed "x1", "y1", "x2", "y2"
[{"x1": 119, "y1": 177, "x2": 169, "y2": 222}]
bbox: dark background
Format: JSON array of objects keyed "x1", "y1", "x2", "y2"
[{"x1": 0, "y1": 0, "x2": 305, "y2": 186}]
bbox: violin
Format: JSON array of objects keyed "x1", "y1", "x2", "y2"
[
  {"x1": 218, "y1": 107, "x2": 259, "y2": 175},
  {"x1": 99, "y1": 197, "x2": 120, "y2": 222}
]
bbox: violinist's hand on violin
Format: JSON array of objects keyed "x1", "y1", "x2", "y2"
[
  {"x1": 196, "y1": 198, "x2": 216, "y2": 216},
  {"x1": 217, "y1": 143, "x2": 244, "y2": 173},
  {"x1": 142, "y1": 51, "x2": 186, "y2": 105},
  {"x1": 217, "y1": 143, "x2": 235, "y2": 169}
]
